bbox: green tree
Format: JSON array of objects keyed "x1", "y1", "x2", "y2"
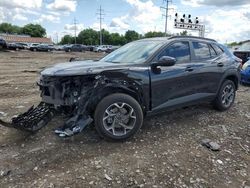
[
  {"x1": 179, "y1": 30, "x2": 188, "y2": 36},
  {"x1": 101, "y1": 29, "x2": 111, "y2": 45},
  {"x1": 125, "y1": 30, "x2": 139, "y2": 43},
  {"x1": 77, "y1": 29, "x2": 99, "y2": 45},
  {"x1": 22, "y1": 24, "x2": 46, "y2": 37},
  {"x1": 144, "y1": 31, "x2": 165, "y2": 38},
  {"x1": 0, "y1": 23, "x2": 21, "y2": 34},
  {"x1": 60, "y1": 35, "x2": 74, "y2": 44},
  {"x1": 109, "y1": 33, "x2": 126, "y2": 45},
  {"x1": 227, "y1": 42, "x2": 239, "y2": 47}
]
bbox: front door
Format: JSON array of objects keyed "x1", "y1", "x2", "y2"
[{"x1": 150, "y1": 41, "x2": 196, "y2": 111}]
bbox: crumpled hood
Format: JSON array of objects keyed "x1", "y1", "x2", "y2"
[{"x1": 41, "y1": 60, "x2": 124, "y2": 76}]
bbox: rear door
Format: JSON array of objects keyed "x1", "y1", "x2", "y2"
[{"x1": 188, "y1": 41, "x2": 225, "y2": 94}]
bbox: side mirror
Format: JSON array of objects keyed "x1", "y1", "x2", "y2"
[{"x1": 151, "y1": 56, "x2": 176, "y2": 68}]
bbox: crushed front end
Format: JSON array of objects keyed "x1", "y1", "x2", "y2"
[
  {"x1": 37, "y1": 74, "x2": 99, "y2": 137},
  {"x1": 0, "y1": 74, "x2": 99, "y2": 137}
]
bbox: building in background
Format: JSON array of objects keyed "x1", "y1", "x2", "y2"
[{"x1": 0, "y1": 34, "x2": 53, "y2": 45}]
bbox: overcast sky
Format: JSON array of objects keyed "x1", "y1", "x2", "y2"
[{"x1": 0, "y1": 0, "x2": 250, "y2": 43}]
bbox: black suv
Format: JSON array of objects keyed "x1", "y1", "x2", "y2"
[
  {"x1": 1, "y1": 36, "x2": 241, "y2": 141},
  {"x1": 0, "y1": 39, "x2": 7, "y2": 49},
  {"x1": 64, "y1": 44, "x2": 86, "y2": 52},
  {"x1": 30, "y1": 44, "x2": 54, "y2": 52}
]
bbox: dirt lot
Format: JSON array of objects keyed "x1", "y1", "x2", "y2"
[{"x1": 0, "y1": 50, "x2": 249, "y2": 188}]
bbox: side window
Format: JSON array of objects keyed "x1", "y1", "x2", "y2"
[
  {"x1": 211, "y1": 44, "x2": 224, "y2": 55},
  {"x1": 192, "y1": 42, "x2": 211, "y2": 60},
  {"x1": 158, "y1": 42, "x2": 191, "y2": 63},
  {"x1": 209, "y1": 44, "x2": 217, "y2": 57}
]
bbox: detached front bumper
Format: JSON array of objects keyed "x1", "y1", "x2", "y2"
[{"x1": 0, "y1": 102, "x2": 55, "y2": 132}]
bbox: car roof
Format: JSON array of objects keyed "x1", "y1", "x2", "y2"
[{"x1": 138, "y1": 36, "x2": 217, "y2": 43}]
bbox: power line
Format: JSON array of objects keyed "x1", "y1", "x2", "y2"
[
  {"x1": 96, "y1": 5, "x2": 105, "y2": 45},
  {"x1": 161, "y1": 0, "x2": 173, "y2": 36}
]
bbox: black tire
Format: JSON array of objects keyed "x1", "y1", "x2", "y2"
[
  {"x1": 213, "y1": 80, "x2": 236, "y2": 111},
  {"x1": 94, "y1": 93, "x2": 143, "y2": 141}
]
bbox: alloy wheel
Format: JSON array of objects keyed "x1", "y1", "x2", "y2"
[
  {"x1": 221, "y1": 84, "x2": 235, "y2": 108},
  {"x1": 102, "y1": 102, "x2": 136, "y2": 136}
]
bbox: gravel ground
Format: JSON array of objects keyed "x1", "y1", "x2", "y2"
[{"x1": 0, "y1": 50, "x2": 249, "y2": 188}]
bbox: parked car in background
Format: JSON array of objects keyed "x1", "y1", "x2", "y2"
[
  {"x1": 0, "y1": 39, "x2": 7, "y2": 49},
  {"x1": 87, "y1": 45, "x2": 95, "y2": 51},
  {"x1": 16, "y1": 43, "x2": 29, "y2": 50},
  {"x1": 64, "y1": 44, "x2": 86, "y2": 52},
  {"x1": 241, "y1": 59, "x2": 250, "y2": 85},
  {"x1": 54, "y1": 45, "x2": 64, "y2": 51},
  {"x1": 28, "y1": 43, "x2": 39, "y2": 50},
  {"x1": 30, "y1": 44, "x2": 54, "y2": 52},
  {"x1": 105, "y1": 46, "x2": 120, "y2": 53},
  {"x1": 233, "y1": 41, "x2": 250, "y2": 64},
  {"x1": 93, "y1": 45, "x2": 112, "y2": 52},
  {"x1": 7, "y1": 43, "x2": 24, "y2": 51}
]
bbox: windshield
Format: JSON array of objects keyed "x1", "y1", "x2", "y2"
[
  {"x1": 238, "y1": 42, "x2": 250, "y2": 51},
  {"x1": 101, "y1": 40, "x2": 165, "y2": 64}
]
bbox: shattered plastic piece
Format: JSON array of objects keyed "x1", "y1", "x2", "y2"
[
  {"x1": 0, "y1": 170, "x2": 11, "y2": 177},
  {"x1": 104, "y1": 174, "x2": 112, "y2": 181},
  {"x1": 55, "y1": 115, "x2": 93, "y2": 137},
  {"x1": 201, "y1": 139, "x2": 220, "y2": 151}
]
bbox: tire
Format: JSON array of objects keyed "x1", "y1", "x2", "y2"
[
  {"x1": 213, "y1": 80, "x2": 236, "y2": 111},
  {"x1": 33, "y1": 48, "x2": 37, "y2": 52},
  {"x1": 94, "y1": 93, "x2": 143, "y2": 141}
]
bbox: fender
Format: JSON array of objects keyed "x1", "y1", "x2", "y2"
[
  {"x1": 216, "y1": 68, "x2": 240, "y2": 94},
  {"x1": 87, "y1": 75, "x2": 148, "y2": 113}
]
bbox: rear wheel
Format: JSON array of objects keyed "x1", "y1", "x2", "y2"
[
  {"x1": 213, "y1": 80, "x2": 236, "y2": 111},
  {"x1": 94, "y1": 93, "x2": 143, "y2": 141}
]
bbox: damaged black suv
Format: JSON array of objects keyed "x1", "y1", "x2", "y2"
[{"x1": 1, "y1": 36, "x2": 241, "y2": 141}]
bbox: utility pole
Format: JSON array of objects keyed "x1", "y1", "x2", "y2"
[
  {"x1": 73, "y1": 17, "x2": 78, "y2": 44},
  {"x1": 161, "y1": 0, "x2": 172, "y2": 36},
  {"x1": 96, "y1": 6, "x2": 105, "y2": 45},
  {"x1": 55, "y1": 32, "x2": 59, "y2": 44}
]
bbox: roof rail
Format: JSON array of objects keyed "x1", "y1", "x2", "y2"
[{"x1": 169, "y1": 36, "x2": 216, "y2": 42}]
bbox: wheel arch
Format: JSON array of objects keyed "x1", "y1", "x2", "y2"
[
  {"x1": 87, "y1": 85, "x2": 147, "y2": 115},
  {"x1": 225, "y1": 75, "x2": 239, "y2": 90},
  {"x1": 218, "y1": 70, "x2": 240, "y2": 93}
]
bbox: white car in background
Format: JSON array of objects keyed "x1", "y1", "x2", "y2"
[{"x1": 93, "y1": 45, "x2": 112, "y2": 52}]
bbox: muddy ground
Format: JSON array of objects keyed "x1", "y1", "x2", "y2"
[{"x1": 0, "y1": 50, "x2": 249, "y2": 188}]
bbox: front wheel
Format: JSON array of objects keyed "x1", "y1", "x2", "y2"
[
  {"x1": 94, "y1": 93, "x2": 143, "y2": 141},
  {"x1": 213, "y1": 80, "x2": 236, "y2": 111}
]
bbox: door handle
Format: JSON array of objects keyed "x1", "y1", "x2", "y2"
[
  {"x1": 217, "y1": 62, "x2": 224, "y2": 67},
  {"x1": 185, "y1": 67, "x2": 194, "y2": 72}
]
